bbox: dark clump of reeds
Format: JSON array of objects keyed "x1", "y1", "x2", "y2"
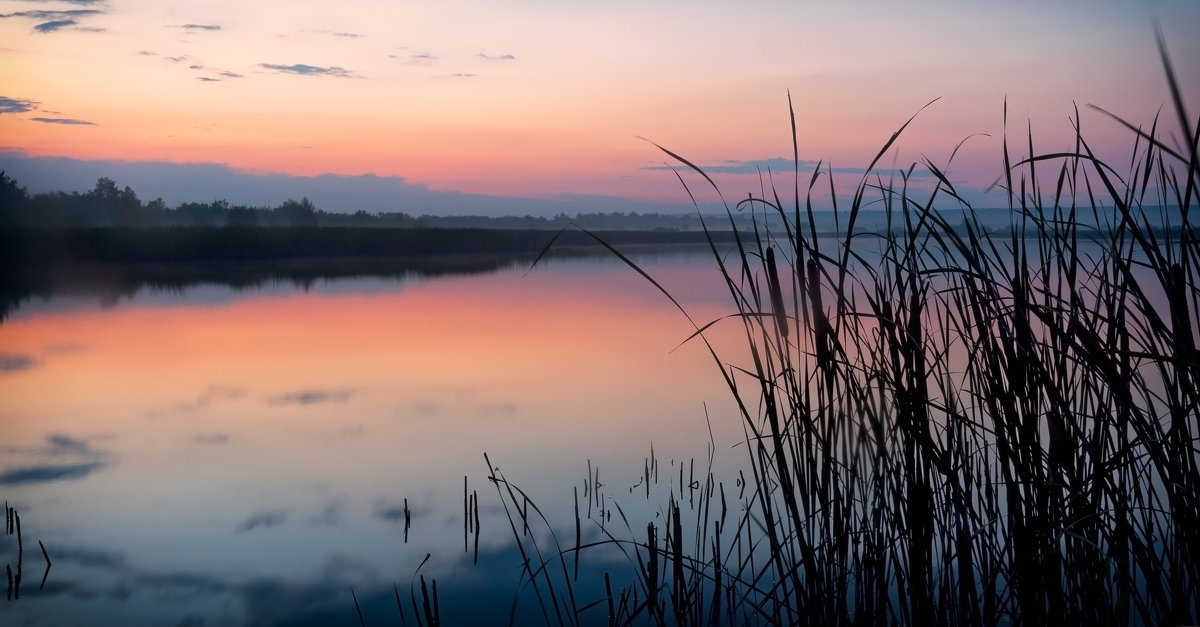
[
  {"x1": 4, "y1": 502, "x2": 53, "y2": 601},
  {"x1": 494, "y1": 28, "x2": 1198, "y2": 627}
]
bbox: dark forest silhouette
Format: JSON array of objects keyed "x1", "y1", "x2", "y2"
[
  {"x1": 0, "y1": 171, "x2": 752, "y2": 320},
  {"x1": 0, "y1": 171, "x2": 714, "y2": 231}
]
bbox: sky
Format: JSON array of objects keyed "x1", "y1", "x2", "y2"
[{"x1": 1, "y1": 0, "x2": 1198, "y2": 216}]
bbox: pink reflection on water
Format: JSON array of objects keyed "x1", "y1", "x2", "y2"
[{"x1": 0, "y1": 251, "x2": 750, "y2": 626}]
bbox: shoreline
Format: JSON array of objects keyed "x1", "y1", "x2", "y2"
[{"x1": 0, "y1": 229, "x2": 734, "y2": 320}]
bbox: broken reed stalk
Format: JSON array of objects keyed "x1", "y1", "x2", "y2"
[
  {"x1": 574, "y1": 487, "x2": 581, "y2": 581},
  {"x1": 14, "y1": 510, "x2": 21, "y2": 567},
  {"x1": 37, "y1": 540, "x2": 50, "y2": 591},
  {"x1": 463, "y1": 476, "x2": 468, "y2": 554},
  {"x1": 403, "y1": 497, "x2": 410, "y2": 544},
  {"x1": 419, "y1": 575, "x2": 441, "y2": 627},
  {"x1": 604, "y1": 572, "x2": 615, "y2": 626},
  {"x1": 2, "y1": 506, "x2": 53, "y2": 600},
  {"x1": 406, "y1": 552, "x2": 432, "y2": 626},
  {"x1": 644, "y1": 522, "x2": 659, "y2": 623},
  {"x1": 670, "y1": 501, "x2": 686, "y2": 626},
  {"x1": 471, "y1": 490, "x2": 480, "y2": 565},
  {"x1": 351, "y1": 586, "x2": 365, "y2": 627}
]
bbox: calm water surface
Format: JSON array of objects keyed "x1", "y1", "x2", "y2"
[{"x1": 1, "y1": 250, "x2": 749, "y2": 626}]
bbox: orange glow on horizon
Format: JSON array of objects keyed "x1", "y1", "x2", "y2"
[{"x1": 1, "y1": 2, "x2": 1194, "y2": 208}]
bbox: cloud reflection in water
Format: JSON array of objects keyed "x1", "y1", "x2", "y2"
[
  {"x1": 0, "y1": 433, "x2": 112, "y2": 485},
  {"x1": 268, "y1": 388, "x2": 354, "y2": 406}
]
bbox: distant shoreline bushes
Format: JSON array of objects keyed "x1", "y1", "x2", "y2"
[
  {"x1": 0, "y1": 171, "x2": 739, "y2": 231},
  {"x1": 0, "y1": 225, "x2": 743, "y2": 321},
  {"x1": 0, "y1": 225, "x2": 744, "y2": 266}
]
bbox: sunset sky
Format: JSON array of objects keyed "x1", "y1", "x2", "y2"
[{"x1": 1, "y1": 1, "x2": 1197, "y2": 215}]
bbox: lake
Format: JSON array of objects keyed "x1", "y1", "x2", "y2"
[
  {"x1": 4, "y1": 225, "x2": 1195, "y2": 626},
  {"x1": 1, "y1": 248, "x2": 750, "y2": 626}
]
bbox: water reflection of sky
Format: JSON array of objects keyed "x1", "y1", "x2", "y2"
[
  {"x1": 1, "y1": 250, "x2": 746, "y2": 626},
  {"x1": 4, "y1": 274, "x2": 433, "y2": 323}
]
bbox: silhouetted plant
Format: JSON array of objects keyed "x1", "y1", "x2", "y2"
[{"x1": 499, "y1": 29, "x2": 1197, "y2": 627}]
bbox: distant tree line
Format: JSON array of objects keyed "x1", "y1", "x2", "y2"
[{"x1": 0, "y1": 171, "x2": 720, "y2": 231}]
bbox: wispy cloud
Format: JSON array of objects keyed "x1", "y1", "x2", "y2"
[
  {"x1": 46, "y1": 433, "x2": 92, "y2": 454},
  {"x1": 0, "y1": 351, "x2": 37, "y2": 372},
  {"x1": 303, "y1": 28, "x2": 364, "y2": 39},
  {"x1": 268, "y1": 388, "x2": 354, "y2": 406},
  {"x1": 0, "y1": 96, "x2": 39, "y2": 114},
  {"x1": 32, "y1": 116, "x2": 95, "y2": 125},
  {"x1": 175, "y1": 23, "x2": 220, "y2": 31},
  {"x1": 0, "y1": 8, "x2": 104, "y2": 33},
  {"x1": 476, "y1": 52, "x2": 515, "y2": 61},
  {"x1": 3, "y1": 433, "x2": 105, "y2": 458},
  {"x1": 0, "y1": 9, "x2": 102, "y2": 20},
  {"x1": 237, "y1": 511, "x2": 287, "y2": 532},
  {"x1": 639, "y1": 157, "x2": 816, "y2": 175},
  {"x1": 259, "y1": 63, "x2": 355, "y2": 78},
  {"x1": 376, "y1": 505, "x2": 407, "y2": 522},
  {"x1": 52, "y1": 546, "x2": 127, "y2": 570},
  {"x1": 34, "y1": 18, "x2": 75, "y2": 32},
  {"x1": 0, "y1": 461, "x2": 105, "y2": 485},
  {"x1": 643, "y1": 157, "x2": 935, "y2": 178},
  {"x1": 0, "y1": 433, "x2": 111, "y2": 485},
  {"x1": 148, "y1": 384, "x2": 245, "y2": 418},
  {"x1": 34, "y1": 547, "x2": 394, "y2": 624},
  {"x1": 374, "y1": 500, "x2": 417, "y2": 525},
  {"x1": 197, "y1": 70, "x2": 245, "y2": 82},
  {"x1": 139, "y1": 50, "x2": 242, "y2": 83},
  {"x1": 392, "y1": 51, "x2": 436, "y2": 65}
]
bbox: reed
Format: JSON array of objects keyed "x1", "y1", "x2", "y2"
[
  {"x1": 488, "y1": 29, "x2": 1198, "y2": 627},
  {"x1": 2, "y1": 504, "x2": 52, "y2": 601}
]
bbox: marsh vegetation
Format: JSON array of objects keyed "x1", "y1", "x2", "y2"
[
  {"x1": 3, "y1": 33, "x2": 1196, "y2": 627},
  {"x1": 481, "y1": 35, "x2": 1199, "y2": 627}
]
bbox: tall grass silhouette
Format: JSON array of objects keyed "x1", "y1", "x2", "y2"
[{"x1": 492, "y1": 29, "x2": 1198, "y2": 626}]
